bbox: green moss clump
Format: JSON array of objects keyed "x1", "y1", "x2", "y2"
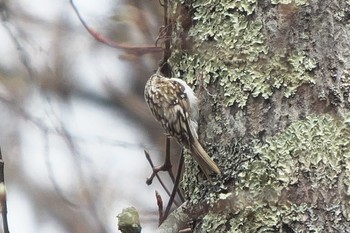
[{"x1": 117, "y1": 207, "x2": 142, "y2": 233}]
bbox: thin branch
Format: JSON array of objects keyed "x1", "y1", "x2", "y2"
[
  {"x1": 69, "y1": 0, "x2": 163, "y2": 55},
  {"x1": 165, "y1": 138, "x2": 185, "y2": 203},
  {"x1": 0, "y1": 94, "x2": 149, "y2": 151},
  {"x1": 165, "y1": 137, "x2": 175, "y2": 183},
  {"x1": 155, "y1": 202, "x2": 190, "y2": 233},
  {"x1": 43, "y1": 96, "x2": 108, "y2": 233},
  {"x1": 163, "y1": 0, "x2": 171, "y2": 55},
  {"x1": 145, "y1": 150, "x2": 181, "y2": 206},
  {"x1": 162, "y1": 149, "x2": 184, "y2": 223},
  {"x1": 0, "y1": 148, "x2": 10, "y2": 233},
  {"x1": 43, "y1": 129, "x2": 77, "y2": 207},
  {"x1": 155, "y1": 191, "x2": 164, "y2": 226},
  {"x1": 0, "y1": 0, "x2": 34, "y2": 81}
]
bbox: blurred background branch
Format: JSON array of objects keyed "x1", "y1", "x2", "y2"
[
  {"x1": 0, "y1": 0, "x2": 177, "y2": 232},
  {"x1": 70, "y1": 0, "x2": 163, "y2": 55}
]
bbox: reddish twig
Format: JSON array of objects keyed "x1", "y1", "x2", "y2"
[
  {"x1": 69, "y1": 0, "x2": 163, "y2": 55},
  {"x1": 155, "y1": 191, "x2": 164, "y2": 226}
]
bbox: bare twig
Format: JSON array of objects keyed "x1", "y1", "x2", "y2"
[
  {"x1": 162, "y1": 149, "x2": 184, "y2": 223},
  {"x1": 165, "y1": 138, "x2": 185, "y2": 203},
  {"x1": 145, "y1": 150, "x2": 166, "y2": 186},
  {"x1": 164, "y1": 138, "x2": 185, "y2": 203},
  {"x1": 0, "y1": 148, "x2": 10, "y2": 233},
  {"x1": 145, "y1": 137, "x2": 174, "y2": 185},
  {"x1": 155, "y1": 191, "x2": 164, "y2": 226},
  {"x1": 157, "y1": 0, "x2": 173, "y2": 77},
  {"x1": 161, "y1": 0, "x2": 172, "y2": 64},
  {"x1": 145, "y1": 137, "x2": 173, "y2": 186},
  {"x1": 164, "y1": 137, "x2": 175, "y2": 183},
  {"x1": 69, "y1": 0, "x2": 163, "y2": 55},
  {"x1": 145, "y1": 150, "x2": 179, "y2": 206}
]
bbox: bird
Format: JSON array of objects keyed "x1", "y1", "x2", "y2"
[{"x1": 144, "y1": 71, "x2": 221, "y2": 179}]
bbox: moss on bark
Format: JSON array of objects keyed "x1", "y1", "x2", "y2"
[{"x1": 165, "y1": 0, "x2": 350, "y2": 232}]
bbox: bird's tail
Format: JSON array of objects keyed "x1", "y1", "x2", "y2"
[{"x1": 190, "y1": 139, "x2": 221, "y2": 179}]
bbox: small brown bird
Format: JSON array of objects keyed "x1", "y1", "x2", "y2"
[{"x1": 144, "y1": 72, "x2": 221, "y2": 179}]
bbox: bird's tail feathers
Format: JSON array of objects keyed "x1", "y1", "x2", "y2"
[{"x1": 190, "y1": 139, "x2": 221, "y2": 180}]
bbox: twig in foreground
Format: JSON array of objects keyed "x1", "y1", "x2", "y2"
[
  {"x1": 0, "y1": 148, "x2": 10, "y2": 233},
  {"x1": 155, "y1": 191, "x2": 164, "y2": 226}
]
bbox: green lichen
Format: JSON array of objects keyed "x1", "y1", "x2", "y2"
[
  {"x1": 201, "y1": 213, "x2": 228, "y2": 232},
  {"x1": 181, "y1": 152, "x2": 225, "y2": 205},
  {"x1": 186, "y1": 115, "x2": 350, "y2": 232},
  {"x1": 171, "y1": 0, "x2": 316, "y2": 107},
  {"x1": 230, "y1": 115, "x2": 350, "y2": 231},
  {"x1": 229, "y1": 202, "x2": 308, "y2": 232},
  {"x1": 253, "y1": 115, "x2": 350, "y2": 188}
]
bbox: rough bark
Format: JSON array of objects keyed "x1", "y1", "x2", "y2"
[{"x1": 165, "y1": 0, "x2": 350, "y2": 232}]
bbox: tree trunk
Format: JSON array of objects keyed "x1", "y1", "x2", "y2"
[{"x1": 166, "y1": 0, "x2": 350, "y2": 232}]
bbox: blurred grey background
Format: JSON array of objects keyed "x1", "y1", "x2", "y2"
[{"x1": 0, "y1": 0, "x2": 171, "y2": 232}]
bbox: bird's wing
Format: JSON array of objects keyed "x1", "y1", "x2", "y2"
[
  {"x1": 145, "y1": 76, "x2": 192, "y2": 146},
  {"x1": 171, "y1": 80, "x2": 221, "y2": 178}
]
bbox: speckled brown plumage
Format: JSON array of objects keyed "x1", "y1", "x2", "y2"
[{"x1": 144, "y1": 73, "x2": 221, "y2": 179}]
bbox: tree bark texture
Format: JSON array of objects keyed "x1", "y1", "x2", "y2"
[{"x1": 167, "y1": 0, "x2": 350, "y2": 232}]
